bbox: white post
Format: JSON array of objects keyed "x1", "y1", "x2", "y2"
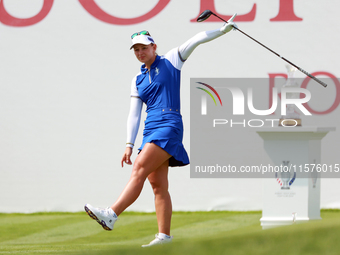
[{"x1": 256, "y1": 127, "x2": 335, "y2": 229}]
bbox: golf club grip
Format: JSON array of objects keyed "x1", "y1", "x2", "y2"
[
  {"x1": 280, "y1": 56, "x2": 328, "y2": 88},
  {"x1": 298, "y1": 68, "x2": 328, "y2": 88}
]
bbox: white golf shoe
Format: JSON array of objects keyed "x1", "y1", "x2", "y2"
[
  {"x1": 84, "y1": 204, "x2": 117, "y2": 231},
  {"x1": 141, "y1": 234, "x2": 173, "y2": 247}
]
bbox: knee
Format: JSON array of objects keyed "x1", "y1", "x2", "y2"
[
  {"x1": 131, "y1": 161, "x2": 148, "y2": 181},
  {"x1": 149, "y1": 179, "x2": 168, "y2": 196}
]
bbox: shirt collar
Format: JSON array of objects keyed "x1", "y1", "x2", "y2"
[{"x1": 140, "y1": 55, "x2": 160, "y2": 74}]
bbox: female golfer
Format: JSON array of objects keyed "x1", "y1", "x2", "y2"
[{"x1": 85, "y1": 15, "x2": 237, "y2": 247}]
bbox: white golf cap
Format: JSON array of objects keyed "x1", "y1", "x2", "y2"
[{"x1": 130, "y1": 34, "x2": 155, "y2": 50}]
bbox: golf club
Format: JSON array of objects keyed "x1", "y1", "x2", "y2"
[{"x1": 197, "y1": 10, "x2": 327, "y2": 88}]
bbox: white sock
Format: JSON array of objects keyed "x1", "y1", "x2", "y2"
[{"x1": 158, "y1": 233, "x2": 171, "y2": 239}]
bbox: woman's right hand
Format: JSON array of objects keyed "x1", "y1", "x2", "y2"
[
  {"x1": 220, "y1": 13, "x2": 238, "y2": 33},
  {"x1": 121, "y1": 147, "x2": 133, "y2": 167}
]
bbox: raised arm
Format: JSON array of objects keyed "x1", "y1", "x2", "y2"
[{"x1": 178, "y1": 15, "x2": 237, "y2": 61}]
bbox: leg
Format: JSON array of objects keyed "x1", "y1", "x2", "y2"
[
  {"x1": 148, "y1": 160, "x2": 172, "y2": 235},
  {"x1": 111, "y1": 143, "x2": 171, "y2": 216}
]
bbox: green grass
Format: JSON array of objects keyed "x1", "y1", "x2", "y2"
[{"x1": 0, "y1": 210, "x2": 340, "y2": 254}]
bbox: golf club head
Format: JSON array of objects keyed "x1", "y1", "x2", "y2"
[{"x1": 197, "y1": 10, "x2": 212, "y2": 22}]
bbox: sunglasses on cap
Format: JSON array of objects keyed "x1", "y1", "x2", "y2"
[{"x1": 131, "y1": 30, "x2": 151, "y2": 39}]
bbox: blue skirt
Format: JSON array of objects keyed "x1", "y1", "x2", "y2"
[{"x1": 138, "y1": 107, "x2": 190, "y2": 167}]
